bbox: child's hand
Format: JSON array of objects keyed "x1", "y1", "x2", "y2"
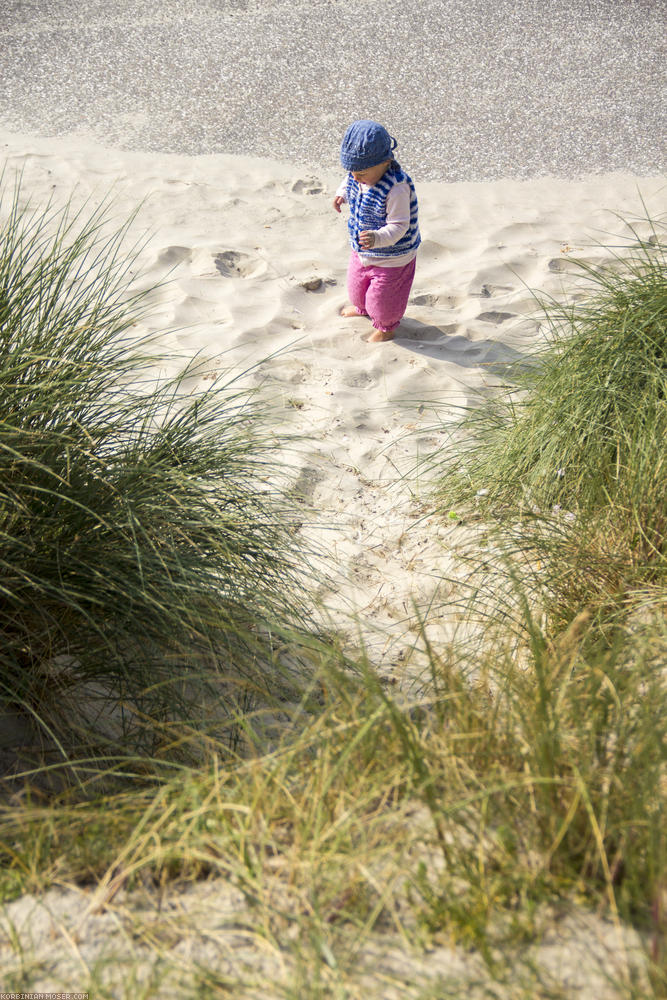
[
  {"x1": 359, "y1": 230, "x2": 376, "y2": 249},
  {"x1": 332, "y1": 196, "x2": 345, "y2": 213}
]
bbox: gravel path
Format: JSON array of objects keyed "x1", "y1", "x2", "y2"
[{"x1": 1, "y1": 0, "x2": 665, "y2": 181}]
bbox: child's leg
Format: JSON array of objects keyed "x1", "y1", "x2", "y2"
[
  {"x1": 365, "y1": 258, "x2": 416, "y2": 335},
  {"x1": 344, "y1": 252, "x2": 371, "y2": 316}
]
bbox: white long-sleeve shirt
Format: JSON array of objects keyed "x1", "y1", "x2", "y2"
[{"x1": 335, "y1": 177, "x2": 417, "y2": 268}]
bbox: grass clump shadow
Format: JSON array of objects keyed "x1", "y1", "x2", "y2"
[{"x1": 0, "y1": 180, "x2": 328, "y2": 787}]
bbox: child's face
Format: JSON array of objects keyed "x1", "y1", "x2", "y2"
[{"x1": 350, "y1": 159, "x2": 391, "y2": 186}]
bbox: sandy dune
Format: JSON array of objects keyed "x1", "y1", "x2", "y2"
[
  {"x1": 0, "y1": 129, "x2": 664, "y2": 996},
  {"x1": 2, "y1": 129, "x2": 664, "y2": 675}
]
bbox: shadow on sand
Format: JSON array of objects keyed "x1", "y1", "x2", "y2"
[{"x1": 392, "y1": 317, "x2": 533, "y2": 372}]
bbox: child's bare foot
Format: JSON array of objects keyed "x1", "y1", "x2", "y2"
[
  {"x1": 369, "y1": 329, "x2": 395, "y2": 342},
  {"x1": 340, "y1": 305, "x2": 362, "y2": 318}
]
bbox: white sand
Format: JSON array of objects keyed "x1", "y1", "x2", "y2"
[
  {"x1": 1, "y1": 130, "x2": 664, "y2": 674},
  {"x1": 0, "y1": 130, "x2": 664, "y2": 994},
  {"x1": 0, "y1": 134, "x2": 667, "y2": 671}
]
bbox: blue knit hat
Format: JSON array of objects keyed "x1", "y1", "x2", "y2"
[{"x1": 340, "y1": 120, "x2": 397, "y2": 171}]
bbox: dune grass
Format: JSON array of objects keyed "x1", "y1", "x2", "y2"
[
  {"x1": 0, "y1": 628, "x2": 661, "y2": 995},
  {"x1": 0, "y1": 196, "x2": 664, "y2": 997},
  {"x1": 436, "y1": 226, "x2": 666, "y2": 514},
  {"x1": 434, "y1": 224, "x2": 666, "y2": 636},
  {"x1": 425, "y1": 218, "x2": 667, "y2": 989},
  {"x1": 0, "y1": 182, "x2": 325, "y2": 780}
]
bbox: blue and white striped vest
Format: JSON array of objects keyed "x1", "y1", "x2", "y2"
[{"x1": 345, "y1": 162, "x2": 421, "y2": 260}]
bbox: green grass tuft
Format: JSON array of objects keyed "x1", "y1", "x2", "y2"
[
  {"x1": 0, "y1": 181, "x2": 320, "y2": 777},
  {"x1": 437, "y1": 226, "x2": 666, "y2": 515}
]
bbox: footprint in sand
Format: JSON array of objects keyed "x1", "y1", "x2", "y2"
[
  {"x1": 291, "y1": 178, "x2": 324, "y2": 195},
  {"x1": 412, "y1": 292, "x2": 464, "y2": 309},
  {"x1": 214, "y1": 250, "x2": 266, "y2": 279},
  {"x1": 475, "y1": 282, "x2": 516, "y2": 298},
  {"x1": 342, "y1": 371, "x2": 376, "y2": 388},
  {"x1": 157, "y1": 246, "x2": 193, "y2": 268},
  {"x1": 476, "y1": 311, "x2": 515, "y2": 325},
  {"x1": 290, "y1": 465, "x2": 327, "y2": 503}
]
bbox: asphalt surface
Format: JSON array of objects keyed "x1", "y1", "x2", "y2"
[{"x1": 1, "y1": 0, "x2": 665, "y2": 182}]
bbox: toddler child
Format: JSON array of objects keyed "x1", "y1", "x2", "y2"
[{"x1": 333, "y1": 119, "x2": 421, "y2": 342}]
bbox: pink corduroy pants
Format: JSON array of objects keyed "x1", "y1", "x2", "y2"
[{"x1": 346, "y1": 252, "x2": 416, "y2": 332}]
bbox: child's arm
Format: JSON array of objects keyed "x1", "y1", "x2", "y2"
[
  {"x1": 332, "y1": 178, "x2": 348, "y2": 213},
  {"x1": 360, "y1": 182, "x2": 410, "y2": 248}
]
